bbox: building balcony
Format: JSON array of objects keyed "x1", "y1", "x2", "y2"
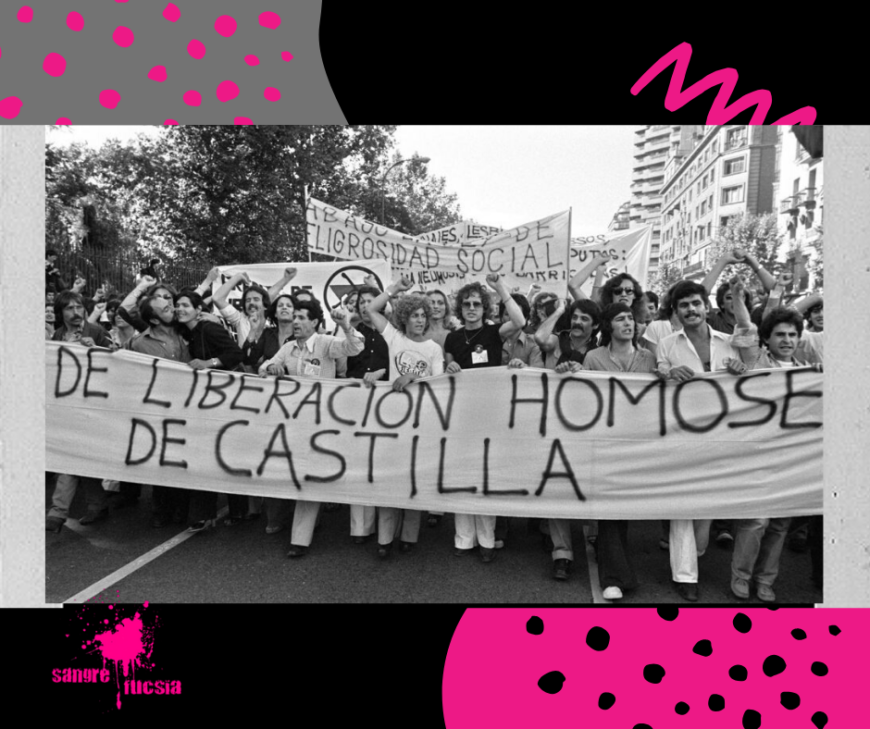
[
  {"x1": 683, "y1": 261, "x2": 704, "y2": 276},
  {"x1": 779, "y1": 192, "x2": 804, "y2": 214},
  {"x1": 800, "y1": 187, "x2": 818, "y2": 209},
  {"x1": 725, "y1": 134, "x2": 748, "y2": 151}
]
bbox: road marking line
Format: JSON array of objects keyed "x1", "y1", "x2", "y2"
[
  {"x1": 583, "y1": 524, "x2": 607, "y2": 604},
  {"x1": 64, "y1": 507, "x2": 228, "y2": 604}
]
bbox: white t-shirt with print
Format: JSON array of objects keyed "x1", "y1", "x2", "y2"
[{"x1": 381, "y1": 322, "x2": 445, "y2": 384}]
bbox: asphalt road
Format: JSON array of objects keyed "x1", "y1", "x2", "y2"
[{"x1": 45, "y1": 477, "x2": 822, "y2": 605}]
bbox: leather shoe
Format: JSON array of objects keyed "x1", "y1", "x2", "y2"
[
  {"x1": 223, "y1": 515, "x2": 244, "y2": 527},
  {"x1": 399, "y1": 541, "x2": 414, "y2": 553},
  {"x1": 453, "y1": 547, "x2": 473, "y2": 557},
  {"x1": 480, "y1": 547, "x2": 497, "y2": 563},
  {"x1": 377, "y1": 542, "x2": 393, "y2": 559},
  {"x1": 46, "y1": 516, "x2": 65, "y2": 533},
  {"x1": 79, "y1": 509, "x2": 108, "y2": 525},
  {"x1": 674, "y1": 581, "x2": 699, "y2": 602},
  {"x1": 756, "y1": 584, "x2": 776, "y2": 602},
  {"x1": 731, "y1": 577, "x2": 750, "y2": 600},
  {"x1": 265, "y1": 525, "x2": 284, "y2": 535},
  {"x1": 286, "y1": 545, "x2": 308, "y2": 558},
  {"x1": 553, "y1": 559, "x2": 570, "y2": 581},
  {"x1": 352, "y1": 534, "x2": 372, "y2": 545}
]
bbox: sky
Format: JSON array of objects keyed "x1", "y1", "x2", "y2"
[{"x1": 46, "y1": 125, "x2": 637, "y2": 232}]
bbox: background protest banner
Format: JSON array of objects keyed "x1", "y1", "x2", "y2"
[
  {"x1": 307, "y1": 198, "x2": 571, "y2": 294},
  {"x1": 47, "y1": 342, "x2": 822, "y2": 520},
  {"x1": 571, "y1": 225, "x2": 653, "y2": 295},
  {"x1": 416, "y1": 220, "x2": 503, "y2": 246},
  {"x1": 212, "y1": 259, "x2": 392, "y2": 331}
]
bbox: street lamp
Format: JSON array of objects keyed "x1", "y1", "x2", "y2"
[{"x1": 380, "y1": 156, "x2": 431, "y2": 225}]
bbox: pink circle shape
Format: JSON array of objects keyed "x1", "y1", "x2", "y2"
[
  {"x1": 234, "y1": 117, "x2": 253, "y2": 125},
  {"x1": 147, "y1": 65, "x2": 167, "y2": 82},
  {"x1": 99, "y1": 89, "x2": 121, "y2": 109},
  {"x1": 56, "y1": 117, "x2": 72, "y2": 125},
  {"x1": 281, "y1": 51, "x2": 294, "y2": 61},
  {"x1": 258, "y1": 11, "x2": 281, "y2": 29},
  {"x1": 44, "y1": 53, "x2": 67, "y2": 77},
  {"x1": 216, "y1": 79, "x2": 240, "y2": 102},
  {"x1": 164, "y1": 119, "x2": 179, "y2": 125},
  {"x1": 264, "y1": 87, "x2": 281, "y2": 102},
  {"x1": 183, "y1": 90, "x2": 202, "y2": 107},
  {"x1": 66, "y1": 11, "x2": 84, "y2": 32},
  {"x1": 214, "y1": 15, "x2": 237, "y2": 37},
  {"x1": 163, "y1": 3, "x2": 180, "y2": 22},
  {"x1": 113, "y1": 26, "x2": 135, "y2": 48},
  {"x1": 17, "y1": 6, "x2": 33, "y2": 23},
  {"x1": 244, "y1": 54, "x2": 260, "y2": 66},
  {"x1": 187, "y1": 39, "x2": 206, "y2": 59},
  {"x1": 0, "y1": 97, "x2": 23, "y2": 119}
]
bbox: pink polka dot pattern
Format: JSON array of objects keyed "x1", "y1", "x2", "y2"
[
  {"x1": 215, "y1": 15, "x2": 237, "y2": 38},
  {"x1": 234, "y1": 117, "x2": 253, "y2": 125},
  {"x1": 259, "y1": 11, "x2": 282, "y2": 29},
  {"x1": 113, "y1": 27, "x2": 135, "y2": 48},
  {"x1": 56, "y1": 117, "x2": 72, "y2": 125},
  {"x1": 183, "y1": 90, "x2": 202, "y2": 107},
  {"x1": 0, "y1": 97, "x2": 23, "y2": 119},
  {"x1": 148, "y1": 66, "x2": 168, "y2": 83},
  {"x1": 163, "y1": 3, "x2": 180, "y2": 22},
  {"x1": 17, "y1": 6, "x2": 33, "y2": 23},
  {"x1": 443, "y1": 609, "x2": 864, "y2": 729},
  {"x1": 264, "y1": 87, "x2": 281, "y2": 102},
  {"x1": 282, "y1": 51, "x2": 294, "y2": 61},
  {"x1": 66, "y1": 11, "x2": 84, "y2": 32},
  {"x1": 164, "y1": 119, "x2": 179, "y2": 125},
  {"x1": 216, "y1": 80, "x2": 240, "y2": 102},
  {"x1": 43, "y1": 53, "x2": 67, "y2": 77},
  {"x1": 99, "y1": 90, "x2": 121, "y2": 109},
  {"x1": 245, "y1": 55, "x2": 260, "y2": 66},
  {"x1": 187, "y1": 39, "x2": 206, "y2": 59}
]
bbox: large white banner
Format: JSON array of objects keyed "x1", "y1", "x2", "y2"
[
  {"x1": 416, "y1": 221, "x2": 503, "y2": 246},
  {"x1": 47, "y1": 342, "x2": 823, "y2": 520},
  {"x1": 306, "y1": 198, "x2": 571, "y2": 294}
]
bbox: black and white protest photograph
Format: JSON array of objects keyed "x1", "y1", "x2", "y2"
[{"x1": 43, "y1": 124, "x2": 824, "y2": 604}]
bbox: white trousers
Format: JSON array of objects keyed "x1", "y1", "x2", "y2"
[
  {"x1": 454, "y1": 513, "x2": 496, "y2": 549},
  {"x1": 291, "y1": 501, "x2": 322, "y2": 547},
  {"x1": 669, "y1": 519, "x2": 712, "y2": 583},
  {"x1": 350, "y1": 505, "x2": 376, "y2": 537},
  {"x1": 378, "y1": 508, "x2": 422, "y2": 545}
]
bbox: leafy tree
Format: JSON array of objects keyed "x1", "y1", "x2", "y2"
[
  {"x1": 649, "y1": 262, "x2": 682, "y2": 298},
  {"x1": 706, "y1": 212, "x2": 784, "y2": 293},
  {"x1": 805, "y1": 227, "x2": 823, "y2": 291}
]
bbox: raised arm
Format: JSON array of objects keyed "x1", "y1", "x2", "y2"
[
  {"x1": 489, "y1": 273, "x2": 526, "y2": 338},
  {"x1": 740, "y1": 252, "x2": 776, "y2": 292},
  {"x1": 567, "y1": 257, "x2": 608, "y2": 301},
  {"x1": 120, "y1": 275, "x2": 157, "y2": 314},
  {"x1": 268, "y1": 267, "x2": 297, "y2": 303},
  {"x1": 700, "y1": 250, "x2": 740, "y2": 296},
  {"x1": 762, "y1": 270, "x2": 793, "y2": 318},
  {"x1": 194, "y1": 266, "x2": 222, "y2": 297},
  {"x1": 533, "y1": 300, "x2": 566, "y2": 354},
  {"x1": 792, "y1": 292, "x2": 823, "y2": 315},
  {"x1": 213, "y1": 271, "x2": 250, "y2": 310},
  {"x1": 369, "y1": 274, "x2": 412, "y2": 334}
]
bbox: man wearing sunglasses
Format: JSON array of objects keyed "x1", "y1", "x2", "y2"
[{"x1": 444, "y1": 274, "x2": 527, "y2": 563}]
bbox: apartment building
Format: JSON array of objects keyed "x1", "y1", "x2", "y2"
[
  {"x1": 607, "y1": 201, "x2": 631, "y2": 233},
  {"x1": 658, "y1": 124, "x2": 778, "y2": 281}
]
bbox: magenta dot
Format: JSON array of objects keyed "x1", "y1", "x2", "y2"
[
  {"x1": 0, "y1": 97, "x2": 23, "y2": 120},
  {"x1": 234, "y1": 117, "x2": 253, "y2": 125},
  {"x1": 44, "y1": 53, "x2": 67, "y2": 77},
  {"x1": 163, "y1": 3, "x2": 180, "y2": 22},
  {"x1": 66, "y1": 11, "x2": 84, "y2": 32},
  {"x1": 264, "y1": 87, "x2": 281, "y2": 102},
  {"x1": 187, "y1": 39, "x2": 206, "y2": 59},
  {"x1": 115, "y1": 0, "x2": 129, "y2": 3},
  {"x1": 81, "y1": 645, "x2": 87, "y2": 650},
  {"x1": 281, "y1": 51, "x2": 294, "y2": 61},
  {"x1": 215, "y1": 15, "x2": 237, "y2": 37},
  {"x1": 244, "y1": 54, "x2": 260, "y2": 66},
  {"x1": 147, "y1": 65, "x2": 167, "y2": 82},
  {"x1": 216, "y1": 79, "x2": 239, "y2": 102},
  {"x1": 113, "y1": 26, "x2": 135, "y2": 48},
  {"x1": 258, "y1": 11, "x2": 281, "y2": 29},
  {"x1": 164, "y1": 119, "x2": 178, "y2": 125},
  {"x1": 183, "y1": 90, "x2": 201, "y2": 106},
  {"x1": 56, "y1": 117, "x2": 72, "y2": 124},
  {"x1": 99, "y1": 89, "x2": 121, "y2": 109},
  {"x1": 17, "y1": 6, "x2": 33, "y2": 23},
  {"x1": 104, "y1": 619, "x2": 109, "y2": 624}
]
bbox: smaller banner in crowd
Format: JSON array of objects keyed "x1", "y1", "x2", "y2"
[
  {"x1": 306, "y1": 198, "x2": 571, "y2": 293},
  {"x1": 47, "y1": 342, "x2": 823, "y2": 520},
  {"x1": 571, "y1": 225, "x2": 653, "y2": 296},
  {"x1": 212, "y1": 259, "x2": 392, "y2": 330}
]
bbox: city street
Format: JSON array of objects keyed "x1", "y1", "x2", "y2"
[{"x1": 46, "y1": 478, "x2": 822, "y2": 605}]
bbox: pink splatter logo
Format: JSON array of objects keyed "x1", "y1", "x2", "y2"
[
  {"x1": 148, "y1": 65, "x2": 168, "y2": 83},
  {"x1": 216, "y1": 80, "x2": 240, "y2": 102},
  {"x1": 17, "y1": 6, "x2": 33, "y2": 23},
  {"x1": 56, "y1": 117, "x2": 72, "y2": 125},
  {"x1": 165, "y1": 119, "x2": 179, "y2": 125},
  {"x1": 215, "y1": 15, "x2": 237, "y2": 38},
  {"x1": 245, "y1": 54, "x2": 260, "y2": 66},
  {"x1": 281, "y1": 51, "x2": 294, "y2": 61},
  {"x1": 113, "y1": 26, "x2": 135, "y2": 48},
  {"x1": 43, "y1": 53, "x2": 67, "y2": 77},
  {"x1": 163, "y1": 3, "x2": 180, "y2": 22},
  {"x1": 259, "y1": 11, "x2": 282, "y2": 29},
  {"x1": 0, "y1": 97, "x2": 23, "y2": 119},
  {"x1": 183, "y1": 90, "x2": 202, "y2": 107},
  {"x1": 264, "y1": 87, "x2": 281, "y2": 102},
  {"x1": 187, "y1": 39, "x2": 206, "y2": 59},
  {"x1": 234, "y1": 117, "x2": 253, "y2": 125},
  {"x1": 99, "y1": 89, "x2": 121, "y2": 109},
  {"x1": 66, "y1": 11, "x2": 84, "y2": 32}
]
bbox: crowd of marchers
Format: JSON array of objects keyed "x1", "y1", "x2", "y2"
[{"x1": 45, "y1": 247, "x2": 823, "y2": 603}]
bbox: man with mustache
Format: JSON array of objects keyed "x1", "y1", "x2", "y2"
[
  {"x1": 535, "y1": 299, "x2": 601, "y2": 372},
  {"x1": 46, "y1": 291, "x2": 113, "y2": 532},
  {"x1": 213, "y1": 267, "x2": 298, "y2": 348}
]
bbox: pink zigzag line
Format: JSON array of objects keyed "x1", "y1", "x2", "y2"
[{"x1": 630, "y1": 42, "x2": 816, "y2": 125}]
